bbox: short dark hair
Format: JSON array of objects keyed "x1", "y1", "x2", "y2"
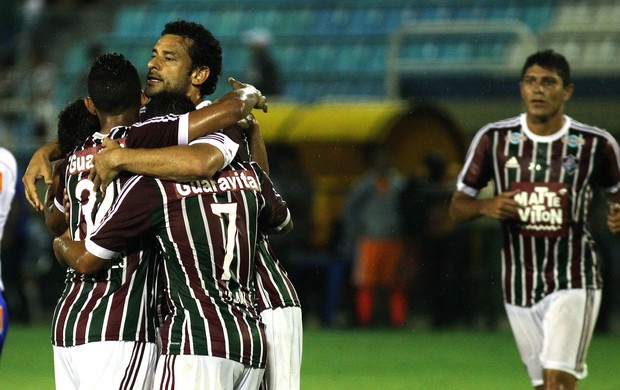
[
  {"x1": 162, "y1": 20, "x2": 223, "y2": 96},
  {"x1": 144, "y1": 91, "x2": 195, "y2": 120},
  {"x1": 521, "y1": 49, "x2": 572, "y2": 86},
  {"x1": 87, "y1": 53, "x2": 142, "y2": 115},
  {"x1": 57, "y1": 98, "x2": 100, "y2": 155}
]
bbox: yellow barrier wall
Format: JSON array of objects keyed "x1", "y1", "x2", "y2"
[{"x1": 254, "y1": 100, "x2": 467, "y2": 249}]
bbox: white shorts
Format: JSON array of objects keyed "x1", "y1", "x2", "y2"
[
  {"x1": 53, "y1": 341, "x2": 158, "y2": 390},
  {"x1": 154, "y1": 354, "x2": 264, "y2": 390},
  {"x1": 260, "y1": 306, "x2": 303, "y2": 390},
  {"x1": 504, "y1": 288, "x2": 601, "y2": 387}
]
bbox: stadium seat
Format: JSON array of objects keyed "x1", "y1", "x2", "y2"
[{"x1": 113, "y1": 6, "x2": 149, "y2": 38}]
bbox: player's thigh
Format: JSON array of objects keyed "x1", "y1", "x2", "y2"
[
  {"x1": 261, "y1": 307, "x2": 302, "y2": 390},
  {"x1": 504, "y1": 302, "x2": 544, "y2": 387},
  {"x1": 54, "y1": 341, "x2": 158, "y2": 390},
  {"x1": 541, "y1": 289, "x2": 601, "y2": 380},
  {"x1": 154, "y1": 354, "x2": 264, "y2": 390}
]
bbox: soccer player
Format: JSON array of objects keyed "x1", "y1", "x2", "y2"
[
  {"x1": 46, "y1": 53, "x2": 265, "y2": 389},
  {"x1": 53, "y1": 147, "x2": 292, "y2": 389},
  {"x1": 91, "y1": 21, "x2": 303, "y2": 390},
  {"x1": 44, "y1": 98, "x2": 100, "y2": 233},
  {"x1": 0, "y1": 147, "x2": 17, "y2": 357},
  {"x1": 449, "y1": 49, "x2": 620, "y2": 390}
]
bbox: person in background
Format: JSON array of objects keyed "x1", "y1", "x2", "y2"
[
  {"x1": 0, "y1": 146, "x2": 17, "y2": 356},
  {"x1": 243, "y1": 28, "x2": 282, "y2": 96},
  {"x1": 449, "y1": 49, "x2": 620, "y2": 390},
  {"x1": 343, "y1": 145, "x2": 408, "y2": 327},
  {"x1": 401, "y1": 153, "x2": 470, "y2": 328}
]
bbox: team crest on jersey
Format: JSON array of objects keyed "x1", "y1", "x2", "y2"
[
  {"x1": 505, "y1": 132, "x2": 527, "y2": 145},
  {"x1": 174, "y1": 169, "x2": 261, "y2": 198},
  {"x1": 562, "y1": 155, "x2": 579, "y2": 174},
  {"x1": 511, "y1": 182, "x2": 569, "y2": 238},
  {"x1": 562, "y1": 134, "x2": 585, "y2": 148}
]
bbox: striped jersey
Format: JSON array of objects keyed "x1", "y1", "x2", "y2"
[
  {"x1": 201, "y1": 100, "x2": 300, "y2": 311},
  {"x1": 52, "y1": 114, "x2": 202, "y2": 347},
  {"x1": 457, "y1": 114, "x2": 620, "y2": 307},
  {"x1": 254, "y1": 234, "x2": 301, "y2": 311},
  {"x1": 85, "y1": 161, "x2": 291, "y2": 368}
]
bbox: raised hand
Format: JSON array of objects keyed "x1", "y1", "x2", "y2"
[
  {"x1": 227, "y1": 77, "x2": 268, "y2": 113},
  {"x1": 22, "y1": 148, "x2": 57, "y2": 211}
]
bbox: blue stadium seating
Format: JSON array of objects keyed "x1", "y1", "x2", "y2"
[{"x1": 64, "y1": 1, "x2": 620, "y2": 103}]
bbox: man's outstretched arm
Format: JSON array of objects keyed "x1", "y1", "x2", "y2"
[{"x1": 90, "y1": 141, "x2": 228, "y2": 191}]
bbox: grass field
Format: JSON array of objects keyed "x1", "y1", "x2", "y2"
[{"x1": 2, "y1": 324, "x2": 620, "y2": 389}]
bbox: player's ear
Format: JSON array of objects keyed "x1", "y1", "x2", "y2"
[
  {"x1": 140, "y1": 90, "x2": 149, "y2": 106},
  {"x1": 563, "y1": 83, "x2": 575, "y2": 101},
  {"x1": 192, "y1": 66, "x2": 210, "y2": 86},
  {"x1": 84, "y1": 96, "x2": 97, "y2": 115}
]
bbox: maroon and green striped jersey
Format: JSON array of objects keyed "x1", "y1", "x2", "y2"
[
  {"x1": 52, "y1": 115, "x2": 192, "y2": 347},
  {"x1": 457, "y1": 114, "x2": 620, "y2": 307},
  {"x1": 200, "y1": 101, "x2": 300, "y2": 312},
  {"x1": 86, "y1": 161, "x2": 290, "y2": 368},
  {"x1": 254, "y1": 234, "x2": 300, "y2": 311}
]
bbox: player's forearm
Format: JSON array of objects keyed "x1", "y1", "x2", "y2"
[
  {"x1": 188, "y1": 90, "x2": 258, "y2": 141},
  {"x1": 53, "y1": 233, "x2": 107, "y2": 274},
  {"x1": 46, "y1": 207, "x2": 67, "y2": 237},
  {"x1": 44, "y1": 163, "x2": 68, "y2": 235},
  {"x1": 115, "y1": 145, "x2": 224, "y2": 181},
  {"x1": 41, "y1": 138, "x2": 64, "y2": 161},
  {"x1": 448, "y1": 191, "x2": 486, "y2": 224},
  {"x1": 246, "y1": 124, "x2": 269, "y2": 174}
]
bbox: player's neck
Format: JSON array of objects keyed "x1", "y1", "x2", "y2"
[
  {"x1": 526, "y1": 113, "x2": 565, "y2": 136},
  {"x1": 188, "y1": 90, "x2": 203, "y2": 106},
  {"x1": 98, "y1": 111, "x2": 140, "y2": 134}
]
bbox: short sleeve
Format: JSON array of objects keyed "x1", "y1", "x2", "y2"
[{"x1": 190, "y1": 133, "x2": 240, "y2": 169}]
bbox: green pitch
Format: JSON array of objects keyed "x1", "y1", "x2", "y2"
[{"x1": 2, "y1": 325, "x2": 620, "y2": 389}]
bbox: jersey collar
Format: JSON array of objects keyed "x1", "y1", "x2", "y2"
[{"x1": 520, "y1": 113, "x2": 571, "y2": 143}]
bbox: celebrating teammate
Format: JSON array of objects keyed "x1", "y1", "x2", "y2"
[
  {"x1": 53, "y1": 135, "x2": 292, "y2": 388},
  {"x1": 89, "y1": 21, "x2": 303, "y2": 390},
  {"x1": 46, "y1": 53, "x2": 265, "y2": 389},
  {"x1": 449, "y1": 49, "x2": 620, "y2": 389}
]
